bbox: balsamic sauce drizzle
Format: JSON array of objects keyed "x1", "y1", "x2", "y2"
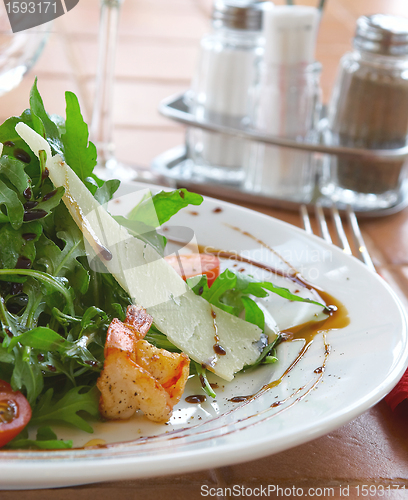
[{"x1": 60, "y1": 220, "x2": 349, "y2": 451}]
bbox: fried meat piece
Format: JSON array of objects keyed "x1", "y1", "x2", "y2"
[{"x1": 97, "y1": 306, "x2": 190, "y2": 423}]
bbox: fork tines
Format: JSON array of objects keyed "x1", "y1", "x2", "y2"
[{"x1": 300, "y1": 204, "x2": 376, "y2": 272}]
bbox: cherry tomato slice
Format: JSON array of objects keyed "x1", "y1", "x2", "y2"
[
  {"x1": 0, "y1": 380, "x2": 32, "y2": 448},
  {"x1": 165, "y1": 253, "x2": 220, "y2": 287}
]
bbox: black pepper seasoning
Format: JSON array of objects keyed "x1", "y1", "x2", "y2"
[{"x1": 322, "y1": 14, "x2": 408, "y2": 209}]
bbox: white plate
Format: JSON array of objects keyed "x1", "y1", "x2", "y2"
[{"x1": 1, "y1": 182, "x2": 408, "y2": 490}]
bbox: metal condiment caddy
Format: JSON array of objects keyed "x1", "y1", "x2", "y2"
[{"x1": 151, "y1": 5, "x2": 408, "y2": 217}]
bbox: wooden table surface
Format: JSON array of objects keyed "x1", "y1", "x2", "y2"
[{"x1": 2, "y1": 0, "x2": 408, "y2": 498}]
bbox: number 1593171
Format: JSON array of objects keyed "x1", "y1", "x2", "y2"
[{"x1": 5, "y1": 2, "x2": 57, "y2": 14}]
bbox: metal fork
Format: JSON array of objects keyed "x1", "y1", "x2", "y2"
[{"x1": 300, "y1": 203, "x2": 376, "y2": 272}]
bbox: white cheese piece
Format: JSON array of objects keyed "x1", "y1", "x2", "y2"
[{"x1": 16, "y1": 123, "x2": 262, "y2": 381}]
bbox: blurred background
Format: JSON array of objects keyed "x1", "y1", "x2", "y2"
[{"x1": 1, "y1": 0, "x2": 408, "y2": 174}]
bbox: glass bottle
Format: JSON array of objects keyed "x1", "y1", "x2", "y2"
[
  {"x1": 321, "y1": 14, "x2": 408, "y2": 210},
  {"x1": 185, "y1": 0, "x2": 269, "y2": 185}
]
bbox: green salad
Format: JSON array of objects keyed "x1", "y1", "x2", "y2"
[{"x1": 0, "y1": 81, "x2": 323, "y2": 449}]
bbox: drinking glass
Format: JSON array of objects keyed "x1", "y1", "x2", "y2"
[
  {"x1": 91, "y1": 0, "x2": 173, "y2": 185},
  {"x1": 91, "y1": 0, "x2": 129, "y2": 179},
  {"x1": 0, "y1": 5, "x2": 50, "y2": 97}
]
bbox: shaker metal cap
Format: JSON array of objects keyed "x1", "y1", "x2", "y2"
[
  {"x1": 354, "y1": 14, "x2": 408, "y2": 56},
  {"x1": 212, "y1": 0, "x2": 271, "y2": 31}
]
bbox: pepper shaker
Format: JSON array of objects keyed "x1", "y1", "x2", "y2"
[{"x1": 321, "y1": 14, "x2": 408, "y2": 209}]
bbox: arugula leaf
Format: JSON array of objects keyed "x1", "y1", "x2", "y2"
[
  {"x1": 80, "y1": 306, "x2": 108, "y2": 330},
  {"x1": 35, "y1": 185, "x2": 65, "y2": 213},
  {"x1": 64, "y1": 336, "x2": 103, "y2": 370},
  {"x1": 145, "y1": 324, "x2": 182, "y2": 352},
  {"x1": 0, "y1": 221, "x2": 42, "y2": 270},
  {"x1": 127, "y1": 188, "x2": 203, "y2": 227},
  {"x1": 51, "y1": 307, "x2": 81, "y2": 326},
  {"x1": 17, "y1": 279, "x2": 47, "y2": 332},
  {"x1": 119, "y1": 188, "x2": 203, "y2": 258},
  {"x1": 0, "y1": 343, "x2": 14, "y2": 363},
  {"x1": 234, "y1": 273, "x2": 269, "y2": 297},
  {"x1": 113, "y1": 215, "x2": 167, "y2": 256},
  {"x1": 11, "y1": 346, "x2": 44, "y2": 405},
  {"x1": 37, "y1": 426, "x2": 64, "y2": 442},
  {"x1": 30, "y1": 386, "x2": 99, "y2": 433},
  {"x1": 36, "y1": 204, "x2": 89, "y2": 295},
  {"x1": 0, "y1": 291, "x2": 21, "y2": 338},
  {"x1": 30, "y1": 78, "x2": 63, "y2": 155},
  {"x1": 0, "y1": 155, "x2": 31, "y2": 194},
  {"x1": 61, "y1": 91, "x2": 97, "y2": 183},
  {"x1": 241, "y1": 296, "x2": 265, "y2": 331},
  {"x1": 201, "y1": 271, "x2": 238, "y2": 313},
  {"x1": 0, "y1": 112, "x2": 40, "y2": 184},
  {"x1": 190, "y1": 361, "x2": 216, "y2": 399},
  {"x1": 94, "y1": 179, "x2": 120, "y2": 205},
  {"x1": 0, "y1": 179, "x2": 24, "y2": 229},
  {"x1": 6, "y1": 426, "x2": 73, "y2": 450},
  {"x1": 245, "y1": 334, "x2": 282, "y2": 369},
  {"x1": 0, "y1": 268, "x2": 74, "y2": 320},
  {"x1": 0, "y1": 114, "x2": 32, "y2": 145},
  {"x1": 188, "y1": 269, "x2": 324, "y2": 318},
  {"x1": 8, "y1": 327, "x2": 72, "y2": 352},
  {"x1": 82, "y1": 271, "x2": 131, "y2": 320},
  {"x1": 246, "y1": 280, "x2": 324, "y2": 306},
  {"x1": 7, "y1": 324, "x2": 102, "y2": 374}
]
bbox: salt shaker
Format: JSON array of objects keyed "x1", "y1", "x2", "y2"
[
  {"x1": 321, "y1": 14, "x2": 408, "y2": 210},
  {"x1": 244, "y1": 5, "x2": 321, "y2": 202},
  {"x1": 186, "y1": 0, "x2": 270, "y2": 184}
]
